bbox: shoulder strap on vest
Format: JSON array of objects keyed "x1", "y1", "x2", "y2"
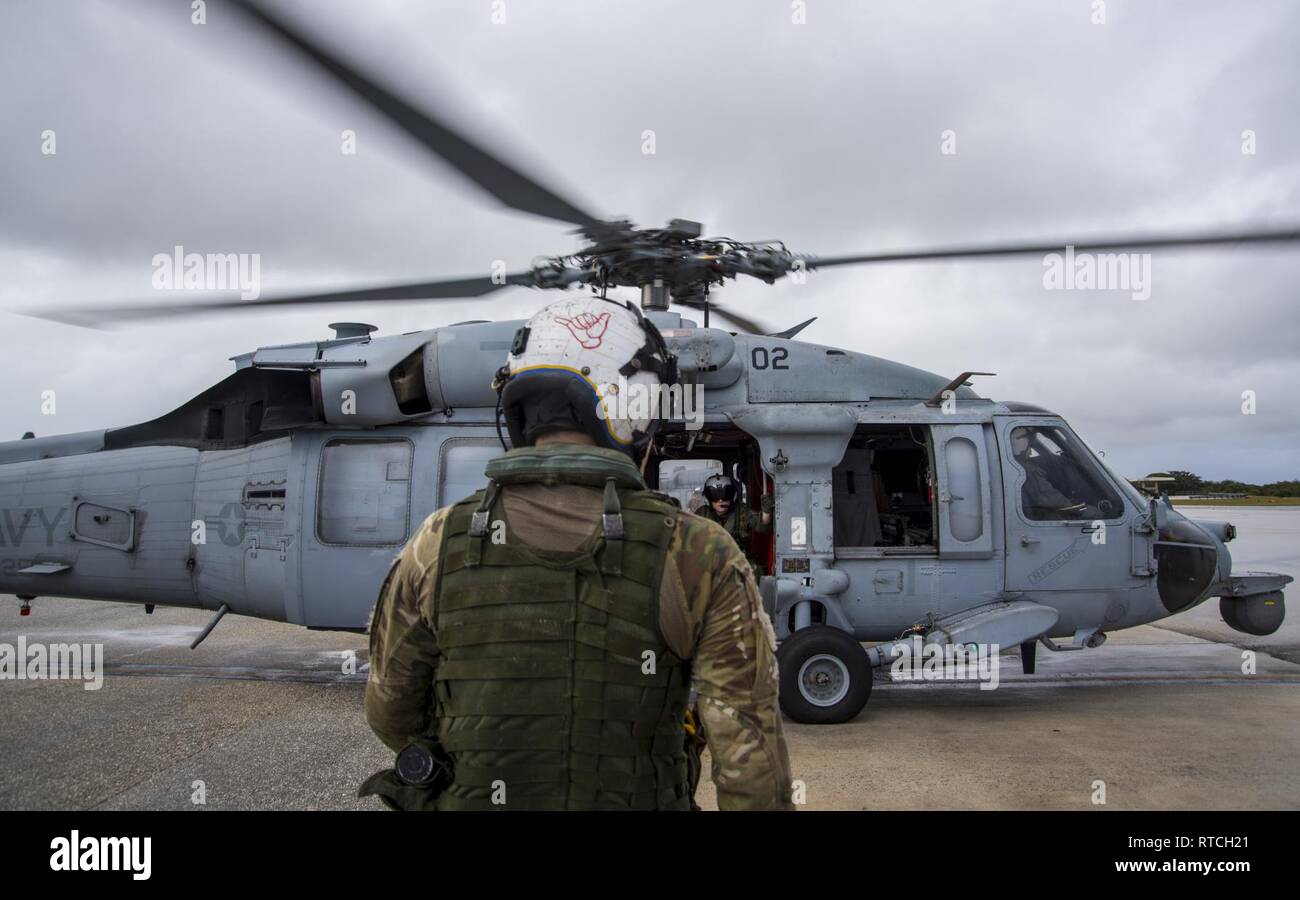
[
  {"x1": 601, "y1": 477, "x2": 624, "y2": 575},
  {"x1": 466, "y1": 480, "x2": 500, "y2": 568}
]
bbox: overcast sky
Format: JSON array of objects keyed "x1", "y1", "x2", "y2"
[{"x1": 1, "y1": 0, "x2": 1297, "y2": 481}]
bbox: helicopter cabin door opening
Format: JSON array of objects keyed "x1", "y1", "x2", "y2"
[
  {"x1": 828, "y1": 422, "x2": 1002, "y2": 641},
  {"x1": 831, "y1": 422, "x2": 996, "y2": 559},
  {"x1": 831, "y1": 426, "x2": 938, "y2": 556},
  {"x1": 649, "y1": 425, "x2": 775, "y2": 574}
]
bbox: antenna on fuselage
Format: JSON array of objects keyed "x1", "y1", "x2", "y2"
[{"x1": 924, "y1": 372, "x2": 996, "y2": 407}]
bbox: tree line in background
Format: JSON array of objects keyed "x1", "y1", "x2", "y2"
[{"x1": 1164, "y1": 471, "x2": 1300, "y2": 497}]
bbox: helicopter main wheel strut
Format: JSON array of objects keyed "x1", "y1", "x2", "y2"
[
  {"x1": 777, "y1": 625, "x2": 872, "y2": 724},
  {"x1": 1020, "y1": 639, "x2": 1037, "y2": 674}
]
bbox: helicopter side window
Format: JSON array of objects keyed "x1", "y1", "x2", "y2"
[
  {"x1": 317, "y1": 438, "x2": 413, "y2": 546},
  {"x1": 1010, "y1": 426, "x2": 1123, "y2": 522},
  {"x1": 833, "y1": 426, "x2": 935, "y2": 551},
  {"x1": 439, "y1": 437, "x2": 504, "y2": 506}
]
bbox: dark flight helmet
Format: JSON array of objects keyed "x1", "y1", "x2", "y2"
[{"x1": 703, "y1": 474, "x2": 739, "y2": 503}]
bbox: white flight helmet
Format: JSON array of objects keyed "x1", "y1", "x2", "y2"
[{"x1": 496, "y1": 295, "x2": 678, "y2": 455}]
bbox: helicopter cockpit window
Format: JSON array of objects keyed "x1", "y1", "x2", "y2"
[
  {"x1": 317, "y1": 438, "x2": 413, "y2": 546},
  {"x1": 833, "y1": 426, "x2": 935, "y2": 552},
  {"x1": 1010, "y1": 425, "x2": 1124, "y2": 522}
]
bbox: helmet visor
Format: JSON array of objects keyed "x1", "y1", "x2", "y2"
[{"x1": 703, "y1": 479, "x2": 738, "y2": 502}]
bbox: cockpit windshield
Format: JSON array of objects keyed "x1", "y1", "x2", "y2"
[{"x1": 1010, "y1": 424, "x2": 1125, "y2": 521}]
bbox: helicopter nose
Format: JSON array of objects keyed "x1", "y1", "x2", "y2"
[{"x1": 1154, "y1": 514, "x2": 1226, "y2": 614}]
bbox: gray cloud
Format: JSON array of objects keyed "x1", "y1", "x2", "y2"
[{"x1": 1, "y1": 0, "x2": 1297, "y2": 482}]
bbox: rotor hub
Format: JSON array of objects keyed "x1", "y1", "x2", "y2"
[
  {"x1": 640, "y1": 280, "x2": 672, "y2": 311},
  {"x1": 531, "y1": 218, "x2": 798, "y2": 320}
]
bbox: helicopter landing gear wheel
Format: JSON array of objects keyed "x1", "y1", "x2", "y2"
[{"x1": 777, "y1": 625, "x2": 872, "y2": 724}]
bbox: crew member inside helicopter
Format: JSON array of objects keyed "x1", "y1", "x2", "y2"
[
  {"x1": 1011, "y1": 425, "x2": 1121, "y2": 521},
  {"x1": 699, "y1": 473, "x2": 772, "y2": 577}
]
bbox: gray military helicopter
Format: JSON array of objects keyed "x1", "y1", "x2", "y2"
[{"x1": 3, "y1": 0, "x2": 1295, "y2": 723}]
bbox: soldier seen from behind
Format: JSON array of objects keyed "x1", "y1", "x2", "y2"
[{"x1": 362, "y1": 295, "x2": 794, "y2": 810}]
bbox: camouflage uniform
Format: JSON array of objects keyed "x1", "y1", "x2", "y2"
[
  {"x1": 365, "y1": 443, "x2": 794, "y2": 810},
  {"x1": 700, "y1": 499, "x2": 772, "y2": 577}
]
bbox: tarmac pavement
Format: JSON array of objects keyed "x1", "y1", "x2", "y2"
[{"x1": 2, "y1": 596, "x2": 1297, "y2": 810}]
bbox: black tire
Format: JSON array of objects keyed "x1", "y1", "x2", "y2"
[{"x1": 777, "y1": 625, "x2": 872, "y2": 724}]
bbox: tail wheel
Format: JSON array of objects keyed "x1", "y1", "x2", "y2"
[{"x1": 777, "y1": 625, "x2": 872, "y2": 724}]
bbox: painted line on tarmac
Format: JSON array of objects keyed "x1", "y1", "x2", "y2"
[
  {"x1": 878, "y1": 674, "x2": 1300, "y2": 689},
  {"x1": 103, "y1": 663, "x2": 365, "y2": 684}
]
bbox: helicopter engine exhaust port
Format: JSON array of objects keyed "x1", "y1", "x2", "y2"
[{"x1": 776, "y1": 626, "x2": 873, "y2": 724}]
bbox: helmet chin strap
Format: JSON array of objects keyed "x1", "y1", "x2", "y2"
[
  {"x1": 635, "y1": 417, "x2": 664, "y2": 475},
  {"x1": 492, "y1": 366, "x2": 511, "y2": 451},
  {"x1": 638, "y1": 434, "x2": 654, "y2": 475},
  {"x1": 494, "y1": 391, "x2": 509, "y2": 451}
]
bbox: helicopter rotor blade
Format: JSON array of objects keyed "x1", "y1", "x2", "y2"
[
  {"x1": 228, "y1": 0, "x2": 606, "y2": 232},
  {"x1": 676, "y1": 300, "x2": 773, "y2": 336},
  {"x1": 804, "y1": 225, "x2": 1300, "y2": 269},
  {"x1": 23, "y1": 271, "x2": 548, "y2": 329}
]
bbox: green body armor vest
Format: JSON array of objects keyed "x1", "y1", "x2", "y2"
[{"x1": 431, "y1": 447, "x2": 693, "y2": 811}]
